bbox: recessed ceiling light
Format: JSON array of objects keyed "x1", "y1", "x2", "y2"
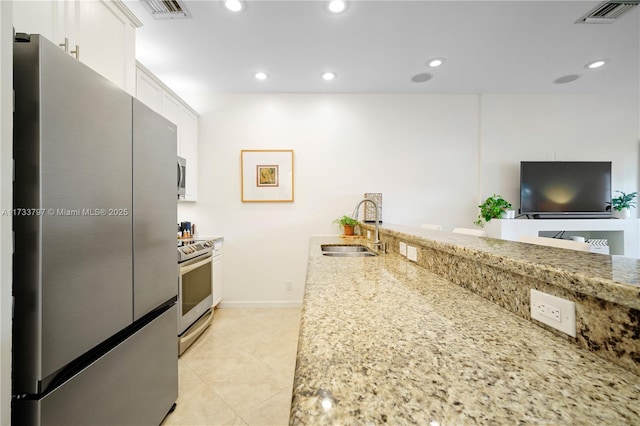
[
  {"x1": 411, "y1": 73, "x2": 432, "y2": 83},
  {"x1": 254, "y1": 72, "x2": 268, "y2": 81},
  {"x1": 328, "y1": 0, "x2": 348, "y2": 14},
  {"x1": 426, "y1": 58, "x2": 445, "y2": 68},
  {"x1": 322, "y1": 72, "x2": 337, "y2": 81},
  {"x1": 553, "y1": 74, "x2": 581, "y2": 84},
  {"x1": 585, "y1": 59, "x2": 608, "y2": 69},
  {"x1": 224, "y1": 0, "x2": 244, "y2": 12}
]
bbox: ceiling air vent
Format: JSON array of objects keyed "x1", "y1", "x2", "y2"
[
  {"x1": 576, "y1": 1, "x2": 640, "y2": 24},
  {"x1": 140, "y1": 0, "x2": 191, "y2": 19}
]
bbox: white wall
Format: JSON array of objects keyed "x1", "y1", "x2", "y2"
[
  {"x1": 178, "y1": 94, "x2": 480, "y2": 305},
  {"x1": 179, "y1": 93, "x2": 639, "y2": 306},
  {"x1": 0, "y1": 2, "x2": 12, "y2": 423},
  {"x1": 480, "y1": 95, "x2": 640, "y2": 210}
]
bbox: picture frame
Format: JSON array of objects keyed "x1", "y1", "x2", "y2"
[{"x1": 241, "y1": 150, "x2": 294, "y2": 202}]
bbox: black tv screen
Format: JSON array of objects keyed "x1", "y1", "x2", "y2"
[{"x1": 520, "y1": 161, "x2": 612, "y2": 218}]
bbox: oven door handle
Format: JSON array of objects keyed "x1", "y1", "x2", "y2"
[{"x1": 180, "y1": 255, "x2": 212, "y2": 275}]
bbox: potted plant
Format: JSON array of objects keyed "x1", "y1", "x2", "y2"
[
  {"x1": 610, "y1": 190, "x2": 637, "y2": 219},
  {"x1": 333, "y1": 215, "x2": 359, "y2": 236},
  {"x1": 474, "y1": 194, "x2": 513, "y2": 227}
]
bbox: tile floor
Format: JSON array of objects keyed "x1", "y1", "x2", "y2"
[{"x1": 162, "y1": 307, "x2": 302, "y2": 426}]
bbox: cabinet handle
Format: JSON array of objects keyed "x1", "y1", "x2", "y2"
[
  {"x1": 70, "y1": 45, "x2": 79, "y2": 60},
  {"x1": 58, "y1": 37, "x2": 69, "y2": 53},
  {"x1": 58, "y1": 38, "x2": 79, "y2": 60}
]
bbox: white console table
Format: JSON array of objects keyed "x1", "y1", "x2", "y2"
[{"x1": 484, "y1": 219, "x2": 640, "y2": 258}]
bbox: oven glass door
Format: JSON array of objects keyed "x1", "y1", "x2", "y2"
[{"x1": 178, "y1": 254, "x2": 213, "y2": 335}]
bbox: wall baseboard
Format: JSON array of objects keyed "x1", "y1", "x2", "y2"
[{"x1": 218, "y1": 300, "x2": 303, "y2": 309}]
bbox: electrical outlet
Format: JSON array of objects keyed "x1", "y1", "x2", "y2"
[
  {"x1": 399, "y1": 242, "x2": 407, "y2": 256},
  {"x1": 407, "y1": 246, "x2": 418, "y2": 262},
  {"x1": 285, "y1": 281, "x2": 293, "y2": 291},
  {"x1": 530, "y1": 289, "x2": 576, "y2": 337}
]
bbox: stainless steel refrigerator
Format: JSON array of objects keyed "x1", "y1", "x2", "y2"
[{"x1": 12, "y1": 34, "x2": 178, "y2": 425}]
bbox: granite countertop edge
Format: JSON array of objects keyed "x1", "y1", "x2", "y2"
[
  {"x1": 361, "y1": 223, "x2": 640, "y2": 310},
  {"x1": 290, "y1": 235, "x2": 640, "y2": 425}
]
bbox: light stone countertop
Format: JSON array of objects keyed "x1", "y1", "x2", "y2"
[
  {"x1": 377, "y1": 223, "x2": 640, "y2": 310},
  {"x1": 290, "y1": 236, "x2": 640, "y2": 425}
]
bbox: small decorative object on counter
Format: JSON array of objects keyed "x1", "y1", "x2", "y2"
[
  {"x1": 333, "y1": 215, "x2": 359, "y2": 236},
  {"x1": 609, "y1": 190, "x2": 637, "y2": 219},
  {"x1": 363, "y1": 193, "x2": 382, "y2": 223},
  {"x1": 179, "y1": 221, "x2": 193, "y2": 238},
  {"x1": 474, "y1": 194, "x2": 512, "y2": 227}
]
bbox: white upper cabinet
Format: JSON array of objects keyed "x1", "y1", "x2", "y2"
[
  {"x1": 76, "y1": 1, "x2": 138, "y2": 94},
  {"x1": 13, "y1": 0, "x2": 140, "y2": 95},
  {"x1": 178, "y1": 108, "x2": 198, "y2": 201},
  {"x1": 136, "y1": 64, "x2": 199, "y2": 202},
  {"x1": 161, "y1": 93, "x2": 180, "y2": 128},
  {"x1": 135, "y1": 70, "x2": 163, "y2": 114},
  {"x1": 12, "y1": 1, "x2": 62, "y2": 43}
]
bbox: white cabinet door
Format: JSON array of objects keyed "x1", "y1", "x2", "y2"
[
  {"x1": 13, "y1": 0, "x2": 63, "y2": 43},
  {"x1": 179, "y1": 108, "x2": 198, "y2": 201},
  {"x1": 13, "y1": 1, "x2": 138, "y2": 94},
  {"x1": 212, "y1": 254, "x2": 222, "y2": 307},
  {"x1": 75, "y1": 1, "x2": 137, "y2": 94},
  {"x1": 135, "y1": 69, "x2": 163, "y2": 114},
  {"x1": 135, "y1": 66, "x2": 199, "y2": 201},
  {"x1": 161, "y1": 93, "x2": 181, "y2": 128}
]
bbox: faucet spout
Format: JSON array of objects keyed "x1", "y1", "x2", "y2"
[{"x1": 352, "y1": 198, "x2": 382, "y2": 245}]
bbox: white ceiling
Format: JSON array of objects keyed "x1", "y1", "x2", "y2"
[{"x1": 124, "y1": 0, "x2": 640, "y2": 104}]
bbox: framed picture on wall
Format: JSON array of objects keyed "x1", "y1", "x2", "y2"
[
  {"x1": 256, "y1": 165, "x2": 279, "y2": 187},
  {"x1": 241, "y1": 150, "x2": 294, "y2": 202}
]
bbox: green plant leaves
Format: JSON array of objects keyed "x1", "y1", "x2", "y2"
[
  {"x1": 474, "y1": 194, "x2": 512, "y2": 227},
  {"x1": 333, "y1": 215, "x2": 359, "y2": 227},
  {"x1": 611, "y1": 190, "x2": 637, "y2": 211}
]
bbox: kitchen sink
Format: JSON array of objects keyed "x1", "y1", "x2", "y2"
[
  {"x1": 321, "y1": 244, "x2": 369, "y2": 252},
  {"x1": 322, "y1": 252, "x2": 377, "y2": 257},
  {"x1": 321, "y1": 244, "x2": 378, "y2": 257}
]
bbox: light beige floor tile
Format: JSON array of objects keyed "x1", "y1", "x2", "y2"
[
  {"x1": 240, "y1": 387, "x2": 294, "y2": 426},
  {"x1": 169, "y1": 308, "x2": 301, "y2": 426},
  {"x1": 212, "y1": 317, "x2": 269, "y2": 344},
  {"x1": 180, "y1": 330, "x2": 236, "y2": 364},
  {"x1": 212, "y1": 369, "x2": 292, "y2": 421},
  {"x1": 186, "y1": 344, "x2": 268, "y2": 383},
  {"x1": 162, "y1": 364, "x2": 243, "y2": 426},
  {"x1": 257, "y1": 344, "x2": 298, "y2": 383},
  {"x1": 234, "y1": 327, "x2": 299, "y2": 358},
  {"x1": 214, "y1": 308, "x2": 252, "y2": 319}
]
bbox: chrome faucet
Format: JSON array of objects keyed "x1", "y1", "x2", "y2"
[{"x1": 352, "y1": 198, "x2": 386, "y2": 252}]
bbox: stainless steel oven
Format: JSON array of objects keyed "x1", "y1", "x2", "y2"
[{"x1": 178, "y1": 240, "x2": 214, "y2": 354}]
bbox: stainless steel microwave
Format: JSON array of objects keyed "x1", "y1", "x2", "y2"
[{"x1": 177, "y1": 156, "x2": 186, "y2": 199}]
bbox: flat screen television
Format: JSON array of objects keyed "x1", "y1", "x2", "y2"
[{"x1": 520, "y1": 161, "x2": 612, "y2": 218}]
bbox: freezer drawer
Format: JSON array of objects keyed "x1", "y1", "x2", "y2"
[{"x1": 13, "y1": 305, "x2": 178, "y2": 426}]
